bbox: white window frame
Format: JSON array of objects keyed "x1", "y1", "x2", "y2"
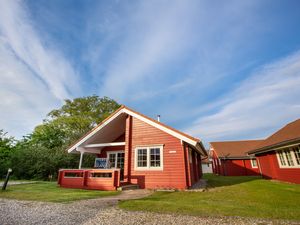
[
  {"x1": 276, "y1": 146, "x2": 300, "y2": 168},
  {"x1": 250, "y1": 158, "x2": 258, "y2": 168},
  {"x1": 134, "y1": 145, "x2": 164, "y2": 171},
  {"x1": 107, "y1": 150, "x2": 125, "y2": 169}
]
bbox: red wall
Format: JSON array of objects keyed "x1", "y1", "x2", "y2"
[
  {"x1": 126, "y1": 116, "x2": 201, "y2": 189},
  {"x1": 257, "y1": 151, "x2": 300, "y2": 184},
  {"x1": 211, "y1": 151, "x2": 260, "y2": 176},
  {"x1": 58, "y1": 169, "x2": 120, "y2": 191},
  {"x1": 220, "y1": 159, "x2": 260, "y2": 176}
]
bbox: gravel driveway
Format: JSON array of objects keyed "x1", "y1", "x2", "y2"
[{"x1": 0, "y1": 190, "x2": 298, "y2": 225}]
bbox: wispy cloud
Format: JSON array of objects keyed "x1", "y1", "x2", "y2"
[
  {"x1": 87, "y1": 0, "x2": 266, "y2": 118},
  {"x1": 0, "y1": 0, "x2": 81, "y2": 100},
  {"x1": 186, "y1": 51, "x2": 300, "y2": 142},
  {"x1": 0, "y1": 0, "x2": 81, "y2": 137}
]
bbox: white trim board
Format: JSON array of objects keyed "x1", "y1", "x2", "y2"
[{"x1": 85, "y1": 142, "x2": 125, "y2": 148}]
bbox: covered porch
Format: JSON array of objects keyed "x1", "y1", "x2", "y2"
[{"x1": 59, "y1": 112, "x2": 129, "y2": 191}]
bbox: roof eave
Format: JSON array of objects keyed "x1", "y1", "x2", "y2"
[{"x1": 247, "y1": 137, "x2": 300, "y2": 155}]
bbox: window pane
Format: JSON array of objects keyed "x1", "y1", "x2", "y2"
[
  {"x1": 108, "y1": 154, "x2": 116, "y2": 168},
  {"x1": 137, "y1": 149, "x2": 147, "y2": 167},
  {"x1": 117, "y1": 153, "x2": 125, "y2": 169},
  {"x1": 278, "y1": 151, "x2": 286, "y2": 166},
  {"x1": 293, "y1": 146, "x2": 300, "y2": 165},
  {"x1": 284, "y1": 150, "x2": 294, "y2": 166},
  {"x1": 150, "y1": 148, "x2": 161, "y2": 167}
]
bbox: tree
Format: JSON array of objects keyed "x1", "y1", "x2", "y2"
[
  {"x1": 0, "y1": 130, "x2": 15, "y2": 178},
  {"x1": 13, "y1": 96, "x2": 121, "y2": 179},
  {"x1": 35, "y1": 96, "x2": 120, "y2": 145}
]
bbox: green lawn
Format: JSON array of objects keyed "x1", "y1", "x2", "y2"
[
  {"x1": 119, "y1": 174, "x2": 300, "y2": 220},
  {"x1": 0, "y1": 182, "x2": 119, "y2": 203}
]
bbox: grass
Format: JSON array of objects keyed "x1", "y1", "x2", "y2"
[
  {"x1": 0, "y1": 181, "x2": 119, "y2": 203},
  {"x1": 119, "y1": 174, "x2": 300, "y2": 220}
]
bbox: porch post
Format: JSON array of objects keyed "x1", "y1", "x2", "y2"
[
  {"x1": 79, "y1": 151, "x2": 84, "y2": 169},
  {"x1": 124, "y1": 115, "x2": 132, "y2": 183}
]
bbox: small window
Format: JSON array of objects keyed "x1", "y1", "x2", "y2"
[
  {"x1": 135, "y1": 145, "x2": 163, "y2": 170},
  {"x1": 251, "y1": 159, "x2": 258, "y2": 168},
  {"x1": 108, "y1": 153, "x2": 116, "y2": 168},
  {"x1": 150, "y1": 148, "x2": 161, "y2": 167},
  {"x1": 137, "y1": 149, "x2": 147, "y2": 167},
  {"x1": 278, "y1": 151, "x2": 286, "y2": 166},
  {"x1": 284, "y1": 150, "x2": 294, "y2": 166}
]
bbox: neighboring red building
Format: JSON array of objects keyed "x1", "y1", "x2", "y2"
[
  {"x1": 210, "y1": 140, "x2": 263, "y2": 176},
  {"x1": 248, "y1": 119, "x2": 300, "y2": 184},
  {"x1": 58, "y1": 105, "x2": 207, "y2": 190}
]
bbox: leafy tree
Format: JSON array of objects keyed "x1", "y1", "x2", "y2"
[
  {"x1": 35, "y1": 95, "x2": 120, "y2": 145},
  {"x1": 10, "y1": 96, "x2": 120, "y2": 180},
  {"x1": 0, "y1": 130, "x2": 15, "y2": 178}
]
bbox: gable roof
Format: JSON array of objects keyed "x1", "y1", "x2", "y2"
[
  {"x1": 210, "y1": 140, "x2": 263, "y2": 158},
  {"x1": 68, "y1": 105, "x2": 207, "y2": 155},
  {"x1": 248, "y1": 118, "x2": 300, "y2": 155}
]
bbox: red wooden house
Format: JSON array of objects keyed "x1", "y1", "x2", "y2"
[
  {"x1": 248, "y1": 119, "x2": 300, "y2": 184},
  {"x1": 210, "y1": 140, "x2": 263, "y2": 176},
  {"x1": 58, "y1": 105, "x2": 207, "y2": 190}
]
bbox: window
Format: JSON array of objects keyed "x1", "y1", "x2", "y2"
[
  {"x1": 278, "y1": 151, "x2": 286, "y2": 166},
  {"x1": 284, "y1": 150, "x2": 294, "y2": 166},
  {"x1": 108, "y1": 153, "x2": 116, "y2": 168},
  {"x1": 251, "y1": 159, "x2": 258, "y2": 168},
  {"x1": 276, "y1": 145, "x2": 300, "y2": 168},
  {"x1": 135, "y1": 145, "x2": 163, "y2": 170},
  {"x1": 150, "y1": 148, "x2": 161, "y2": 167},
  {"x1": 292, "y1": 146, "x2": 300, "y2": 165},
  {"x1": 137, "y1": 149, "x2": 147, "y2": 167}
]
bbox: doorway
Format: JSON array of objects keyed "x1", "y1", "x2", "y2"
[{"x1": 107, "y1": 151, "x2": 125, "y2": 180}]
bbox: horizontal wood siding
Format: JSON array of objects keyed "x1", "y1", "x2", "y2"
[
  {"x1": 257, "y1": 151, "x2": 300, "y2": 184},
  {"x1": 58, "y1": 169, "x2": 119, "y2": 190},
  {"x1": 221, "y1": 159, "x2": 260, "y2": 176},
  {"x1": 211, "y1": 150, "x2": 260, "y2": 176},
  {"x1": 130, "y1": 117, "x2": 187, "y2": 189}
]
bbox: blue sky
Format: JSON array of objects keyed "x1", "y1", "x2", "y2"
[{"x1": 1, "y1": 0, "x2": 300, "y2": 144}]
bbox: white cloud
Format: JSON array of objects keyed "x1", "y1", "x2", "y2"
[
  {"x1": 96, "y1": 0, "x2": 202, "y2": 100},
  {"x1": 0, "y1": 0, "x2": 81, "y2": 100},
  {"x1": 0, "y1": 0, "x2": 81, "y2": 138},
  {"x1": 186, "y1": 51, "x2": 300, "y2": 142}
]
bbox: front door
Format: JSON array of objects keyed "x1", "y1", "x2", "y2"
[{"x1": 107, "y1": 151, "x2": 125, "y2": 180}]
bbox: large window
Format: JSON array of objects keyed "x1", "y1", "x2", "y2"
[
  {"x1": 135, "y1": 145, "x2": 163, "y2": 170},
  {"x1": 276, "y1": 145, "x2": 300, "y2": 168}
]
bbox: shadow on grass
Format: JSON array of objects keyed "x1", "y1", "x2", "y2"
[{"x1": 204, "y1": 174, "x2": 262, "y2": 188}]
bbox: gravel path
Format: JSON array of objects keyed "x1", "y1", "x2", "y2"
[{"x1": 0, "y1": 190, "x2": 298, "y2": 225}]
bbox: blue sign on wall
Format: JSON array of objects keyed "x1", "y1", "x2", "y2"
[{"x1": 94, "y1": 158, "x2": 107, "y2": 168}]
